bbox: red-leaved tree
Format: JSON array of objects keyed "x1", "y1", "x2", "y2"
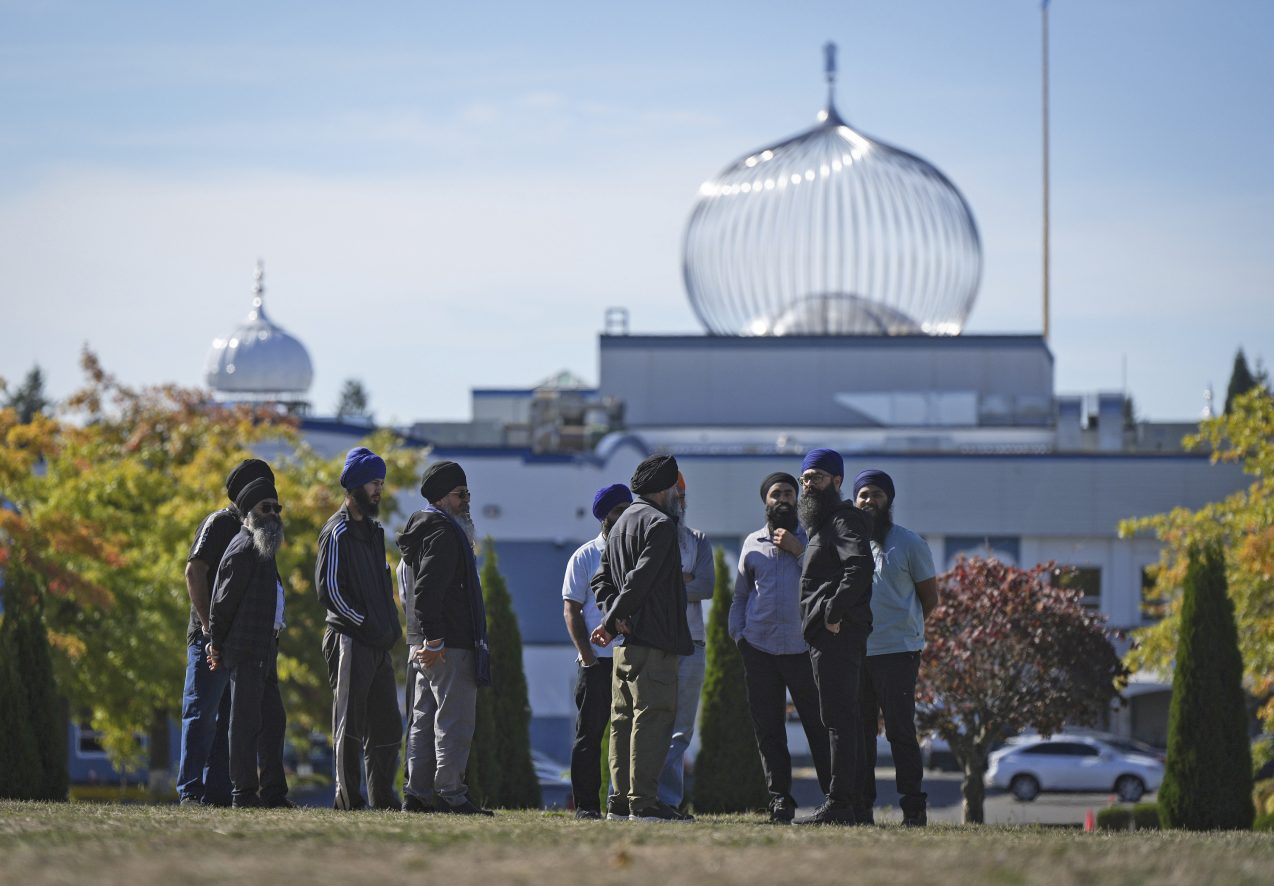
[{"x1": 916, "y1": 556, "x2": 1128, "y2": 823}]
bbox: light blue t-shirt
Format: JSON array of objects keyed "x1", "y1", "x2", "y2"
[{"x1": 867, "y1": 524, "x2": 936, "y2": 656}]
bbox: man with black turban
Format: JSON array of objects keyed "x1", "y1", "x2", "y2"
[
  {"x1": 177, "y1": 457, "x2": 272, "y2": 807},
  {"x1": 316, "y1": 447, "x2": 404, "y2": 810},
  {"x1": 207, "y1": 476, "x2": 292, "y2": 808},
  {"x1": 396, "y1": 460, "x2": 493, "y2": 816},
  {"x1": 793, "y1": 448, "x2": 874, "y2": 826},
  {"x1": 729, "y1": 471, "x2": 832, "y2": 822},
  {"x1": 589, "y1": 454, "x2": 693, "y2": 822},
  {"x1": 852, "y1": 468, "x2": 937, "y2": 827}
]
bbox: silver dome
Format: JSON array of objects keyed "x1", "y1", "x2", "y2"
[
  {"x1": 683, "y1": 43, "x2": 982, "y2": 337},
  {"x1": 205, "y1": 262, "x2": 314, "y2": 399}
]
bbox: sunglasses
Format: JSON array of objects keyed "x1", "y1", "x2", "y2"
[
  {"x1": 257, "y1": 503, "x2": 284, "y2": 515},
  {"x1": 450, "y1": 489, "x2": 472, "y2": 500}
]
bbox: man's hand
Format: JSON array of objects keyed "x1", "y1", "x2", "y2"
[
  {"x1": 773, "y1": 528, "x2": 804, "y2": 557},
  {"x1": 206, "y1": 643, "x2": 221, "y2": 671},
  {"x1": 682, "y1": 572, "x2": 694, "y2": 584},
  {"x1": 416, "y1": 643, "x2": 447, "y2": 667},
  {"x1": 589, "y1": 625, "x2": 613, "y2": 648},
  {"x1": 580, "y1": 651, "x2": 599, "y2": 667},
  {"x1": 826, "y1": 620, "x2": 841, "y2": 635}
]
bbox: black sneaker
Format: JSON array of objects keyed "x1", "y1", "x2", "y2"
[
  {"x1": 402, "y1": 794, "x2": 435, "y2": 814},
  {"x1": 853, "y1": 805, "x2": 875, "y2": 826},
  {"x1": 437, "y1": 797, "x2": 494, "y2": 817},
  {"x1": 902, "y1": 809, "x2": 927, "y2": 828},
  {"x1": 261, "y1": 797, "x2": 296, "y2": 809},
  {"x1": 768, "y1": 795, "x2": 797, "y2": 824},
  {"x1": 605, "y1": 797, "x2": 630, "y2": 820},
  {"x1": 178, "y1": 796, "x2": 202, "y2": 808},
  {"x1": 231, "y1": 796, "x2": 261, "y2": 809},
  {"x1": 630, "y1": 802, "x2": 691, "y2": 822},
  {"x1": 574, "y1": 808, "x2": 603, "y2": 820},
  {"x1": 793, "y1": 799, "x2": 855, "y2": 826}
]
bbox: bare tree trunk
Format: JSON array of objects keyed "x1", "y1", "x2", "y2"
[{"x1": 961, "y1": 751, "x2": 987, "y2": 824}]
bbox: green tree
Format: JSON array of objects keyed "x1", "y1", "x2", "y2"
[
  {"x1": 1158, "y1": 543, "x2": 1254, "y2": 830},
  {"x1": 0, "y1": 350, "x2": 419, "y2": 770},
  {"x1": 1225, "y1": 349, "x2": 1258, "y2": 415},
  {"x1": 0, "y1": 606, "x2": 42, "y2": 799},
  {"x1": 1121, "y1": 387, "x2": 1274, "y2": 731},
  {"x1": 335, "y1": 379, "x2": 372, "y2": 420},
  {"x1": 2, "y1": 365, "x2": 50, "y2": 424},
  {"x1": 468, "y1": 539, "x2": 540, "y2": 808},
  {"x1": 692, "y1": 547, "x2": 767, "y2": 813},
  {"x1": 6, "y1": 579, "x2": 68, "y2": 800}
]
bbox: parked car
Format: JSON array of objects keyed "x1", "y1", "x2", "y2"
[{"x1": 985, "y1": 735, "x2": 1163, "y2": 802}]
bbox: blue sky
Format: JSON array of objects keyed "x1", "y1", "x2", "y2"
[{"x1": 1, "y1": 0, "x2": 1270, "y2": 422}]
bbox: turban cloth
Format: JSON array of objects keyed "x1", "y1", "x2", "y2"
[
  {"x1": 340, "y1": 447, "x2": 386, "y2": 490},
  {"x1": 759, "y1": 471, "x2": 799, "y2": 501},
  {"x1": 853, "y1": 469, "x2": 895, "y2": 502},
  {"x1": 420, "y1": 460, "x2": 467, "y2": 503},
  {"x1": 225, "y1": 458, "x2": 274, "y2": 504},
  {"x1": 591, "y1": 483, "x2": 633, "y2": 521},
  {"x1": 630, "y1": 454, "x2": 679, "y2": 495},
  {"x1": 801, "y1": 448, "x2": 844, "y2": 479},
  {"x1": 235, "y1": 477, "x2": 279, "y2": 516}
]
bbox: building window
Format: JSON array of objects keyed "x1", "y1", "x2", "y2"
[
  {"x1": 76, "y1": 722, "x2": 108, "y2": 757},
  {"x1": 1056, "y1": 566, "x2": 1102, "y2": 612}
]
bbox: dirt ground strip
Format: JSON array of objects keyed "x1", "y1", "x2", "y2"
[{"x1": 1, "y1": 802, "x2": 1271, "y2": 886}]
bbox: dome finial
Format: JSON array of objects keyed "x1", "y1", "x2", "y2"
[
  {"x1": 819, "y1": 41, "x2": 844, "y2": 126},
  {"x1": 253, "y1": 259, "x2": 265, "y2": 308}
]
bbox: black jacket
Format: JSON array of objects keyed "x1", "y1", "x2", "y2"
[
  {"x1": 315, "y1": 506, "x2": 402, "y2": 651},
  {"x1": 209, "y1": 529, "x2": 281, "y2": 667},
  {"x1": 591, "y1": 499, "x2": 693, "y2": 656},
  {"x1": 396, "y1": 510, "x2": 476, "y2": 649},
  {"x1": 799, "y1": 500, "x2": 875, "y2": 644}
]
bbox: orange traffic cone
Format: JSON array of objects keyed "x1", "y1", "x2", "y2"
[{"x1": 1084, "y1": 808, "x2": 1096, "y2": 832}]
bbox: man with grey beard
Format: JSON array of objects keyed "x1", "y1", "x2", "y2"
[
  {"x1": 317, "y1": 447, "x2": 403, "y2": 811},
  {"x1": 397, "y1": 460, "x2": 493, "y2": 815},
  {"x1": 207, "y1": 476, "x2": 292, "y2": 808},
  {"x1": 793, "y1": 448, "x2": 874, "y2": 826}
]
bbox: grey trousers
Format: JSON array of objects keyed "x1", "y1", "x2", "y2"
[
  {"x1": 323, "y1": 628, "x2": 402, "y2": 810},
  {"x1": 404, "y1": 644, "x2": 477, "y2": 805}
]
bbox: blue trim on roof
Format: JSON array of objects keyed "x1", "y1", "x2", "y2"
[
  {"x1": 299, "y1": 417, "x2": 431, "y2": 448},
  {"x1": 473, "y1": 388, "x2": 598, "y2": 397}
]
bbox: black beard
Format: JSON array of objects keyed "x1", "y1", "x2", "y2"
[
  {"x1": 862, "y1": 502, "x2": 894, "y2": 544},
  {"x1": 601, "y1": 504, "x2": 630, "y2": 538},
  {"x1": 351, "y1": 486, "x2": 380, "y2": 518},
  {"x1": 798, "y1": 484, "x2": 842, "y2": 533},
  {"x1": 245, "y1": 513, "x2": 284, "y2": 560},
  {"x1": 766, "y1": 502, "x2": 797, "y2": 532}
]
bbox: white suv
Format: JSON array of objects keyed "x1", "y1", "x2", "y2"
[{"x1": 985, "y1": 735, "x2": 1164, "y2": 803}]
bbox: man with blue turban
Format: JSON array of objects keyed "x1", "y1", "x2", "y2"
[
  {"x1": 560, "y1": 483, "x2": 633, "y2": 818},
  {"x1": 852, "y1": 468, "x2": 937, "y2": 827},
  {"x1": 793, "y1": 448, "x2": 875, "y2": 825},
  {"x1": 316, "y1": 446, "x2": 404, "y2": 810}
]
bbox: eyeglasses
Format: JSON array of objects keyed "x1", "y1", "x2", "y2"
[
  {"x1": 801, "y1": 471, "x2": 832, "y2": 488},
  {"x1": 449, "y1": 488, "x2": 471, "y2": 500},
  {"x1": 257, "y1": 503, "x2": 284, "y2": 515}
]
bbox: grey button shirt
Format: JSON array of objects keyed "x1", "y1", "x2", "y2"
[{"x1": 729, "y1": 523, "x2": 809, "y2": 655}]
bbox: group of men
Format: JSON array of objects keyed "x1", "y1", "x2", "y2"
[
  {"x1": 174, "y1": 442, "x2": 936, "y2": 826},
  {"x1": 563, "y1": 448, "x2": 937, "y2": 825},
  {"x1": 176, "y1": 449, "x2": 493, "y2": 813}
]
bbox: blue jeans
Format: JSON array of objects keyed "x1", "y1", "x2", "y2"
[
  {"x1": 177, "y1": 639, "x2": 232, "y2": 804},
  {"x1": 657, "y1": 641, "x2": 706, "y2": 807}
]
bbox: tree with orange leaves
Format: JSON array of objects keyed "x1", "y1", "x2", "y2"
[
  {"x1": 0, "y1": 350, "x2": 420, "y2": 779},
  {"x1": 1121, "y1": 386, "x2": 1274, "y2": 733}
]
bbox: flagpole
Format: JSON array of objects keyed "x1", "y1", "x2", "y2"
[{"x1": 1042, "y1": 0, "x2": 1051, "y2": 341}]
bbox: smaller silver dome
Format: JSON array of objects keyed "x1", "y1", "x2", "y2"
[{"x1": 205, "y1": 262, "x2": 314, "y2": 399}]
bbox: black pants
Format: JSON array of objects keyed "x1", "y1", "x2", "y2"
[
  {"x1": 324, "y1": 627, "x2": 403, "y2": 810},
  {"x1": 227, "y1": 640, "x2": 288, "y2": 805},
  {"x1": 857, "y1": 651, "x2": 927, "y2": 815},
  {"x1": 808, "y1": 628, "x2": 866, "y2": 806},
  {"x1": 570, "y1": 657, "x2": 613, "y2": 812},
  {"x1": 738, "y1": 639, "x2": 831, "y2": 802}
]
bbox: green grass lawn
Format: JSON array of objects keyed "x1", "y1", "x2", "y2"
[{"x1": 1, "y1": 801, "x2": 1271, "y2": 885}]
